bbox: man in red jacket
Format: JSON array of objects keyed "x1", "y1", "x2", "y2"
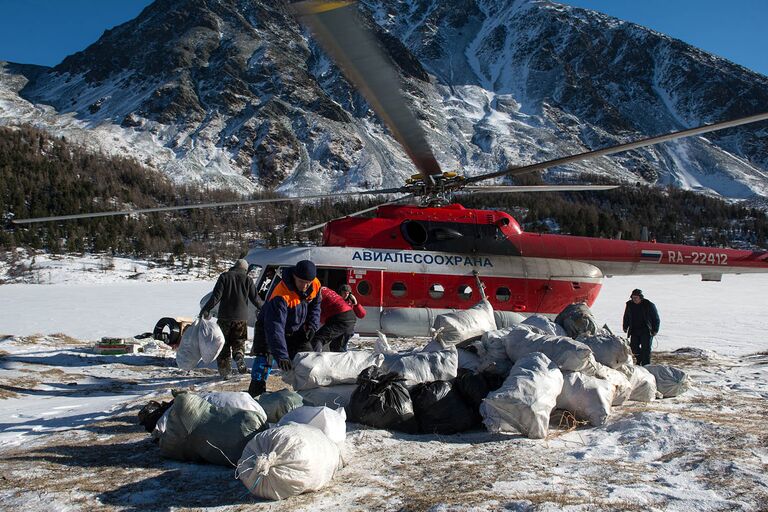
[{"x1": 313, "y1": 284, "x2": 366, "y2": 352}]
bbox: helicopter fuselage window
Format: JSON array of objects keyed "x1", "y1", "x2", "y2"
[
  {"x1": 458, "y1": 284, "x2": 473, "y2": 300},
  {"x1": 496, "y1": 286, "x2": 512, "y2": 302},
  {"x1": 357, "y1": 280, "x2": 371, "y2": 296},
  {"x1": 429, "y1": 283, "x2": 445, "y2": 299},
  {"x1": 391, "y1": 281, "x2": 407, "y2": 298}
]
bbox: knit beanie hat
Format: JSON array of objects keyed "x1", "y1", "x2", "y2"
[
  {"x1": 294, "y1": 260, "x2": 317, "y2": 281},
  {"x1": 631, "y1": 288, "x2": 643, "y2": 298}
]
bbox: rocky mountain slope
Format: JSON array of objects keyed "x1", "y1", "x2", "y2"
[{"x1": 1, "y1": 0, "x2": 766, "y2": 199}]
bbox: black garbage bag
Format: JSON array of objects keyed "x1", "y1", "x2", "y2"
[
  {"x1": 453, "y1": 368, "x2": 491, "y2": 409},
  {"x1": 348, "y1": 366, "x2": 417, "y2": 433},
  {"x1": 411, "y1": 380, "x2": 478, "y2": 434},
  {"x1": 138, "y1": 399, "x2": 174, "y2": 433}
]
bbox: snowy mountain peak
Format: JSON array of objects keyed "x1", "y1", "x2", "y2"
[{"x1": 0, "y1": 0, "x2": 766, "y2": 200}]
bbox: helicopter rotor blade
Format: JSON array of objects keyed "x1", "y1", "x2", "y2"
[
  {"x1": 460, "y1": 184, "x2": 619, "y2": 193},
  {"x1": 464, "y1": 111, "x2": 768, "y2": 185},
  {"x1": 290, "y1": 0, "x2": 441, "y2": 184},
  {"x1": 10, "y1": 188, "x2": 406, "y2": 225},
  {"x1": 298, "y1": 194, "x2": 414, "y2": 233}
]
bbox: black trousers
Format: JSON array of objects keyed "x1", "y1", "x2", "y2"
[
  {"x1": 251, "y1": 320, "x2": 313, "y2": 360},
  {"x1": 313, "y1": 310, "x2": 357, "y2": 352},
  {"x1": 629, "y1": 331, "x2": 653, "y2": 366}
]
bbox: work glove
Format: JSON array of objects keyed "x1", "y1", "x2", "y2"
[
  {"x1": 304, "y1": 326, "x2": 316, "y2": 342},
  {"x1": 278, "y1": 358, "x2": 293, "y2": 371}
]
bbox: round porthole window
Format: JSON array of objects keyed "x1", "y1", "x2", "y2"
[
  {"x1": 391, "y1": 281, "x2": 407, "y2": 298},
  {"x1": 458, "y1": 284, "x2": 473, "y2": 300},
  {"x1": 496, "y1": 286, "x2": 511, "y2": 302},
  {"x1": 357, "y1": 280, "x2": 371, "y2": 296},
  {"x1": 429, "y1": 283, "x2": 445, "y2": 299}
]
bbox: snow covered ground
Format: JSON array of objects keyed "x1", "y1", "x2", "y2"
[{"x1": 0, "y1": 267, "x2": 767, "y2": 511}]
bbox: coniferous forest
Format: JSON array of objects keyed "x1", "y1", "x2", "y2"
[{"x1": 1, "y1": 125, "x2": 766, "y2": 260}]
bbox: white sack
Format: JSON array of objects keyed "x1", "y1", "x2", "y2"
[
  {"x1": 577, "y1": 333, "x2": 633, "y2": 369},
  {"x1": 645, "y1": 365, "x2": 692, "y2": 398},
  {"x1": 522, "y1": 315, "x2": 567, "y2": 336},
  {"x1": 278, "y1": 406, "x2": 347, "y2": 444},
  {"x1": 472, "y1": 333, "x2": 514, "y2": 376},
  {"x1": 289, "y1": 351, "x2": 385, "y2": 391},
  {"x1": 237, "y1": 423, "x2": 341, "y2": 500},
  {"x1": 432, "y1": 299, "x2": 497, "y2": 345},
  {"x1": 480, "y1": 352, "x2": 564, "y2": 439},
  {"x1": 176, "y1": 319, "x2": 202, "y2": 370},
  {"x1": 199, "y1": 391, "x2": 267, "y2": 423},
  {"x1": 198, "y1": 318, "x2": 226, "y2": 364},
  {"x1": 457, "y1": 348, "x2": 481, "y2": 371},
  {"x1": 381, "y1": 347, "x2": 458, "y2": 387},
  {"x1": 556, "y1": 372, "x2": 614, "y2": 426},
  {"x1": 594, "y1": 363, "x2": 632, "y2": 406},
  {"x1": 621, "y1": 365, "x2": 658, "y2": 402},
  {"x1": 373, "y1": 331, "x2": 395, "y2": 354},
  {"x1": 492, "y1": 325, "x2": 597, "y2": 373},
  {"x1": 298, "y1": 385, "x2": 357, "y2": 409}
]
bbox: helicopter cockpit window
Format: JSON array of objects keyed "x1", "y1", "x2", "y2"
[
  {"x1": 429, "y1": 283, "x2": 445, "y2": 299},
  {"x1": 496, "y1": 286, "x2": 512, "y2": 302},
  {"x1": 391, "y1": 281, "x2": 407, "y2": 298},
  {"x1": 357, "y1": 280, "x2": 371, "y2": 296},
  {"x1": 458, "y1": 284, "x2": 473, "y2": 300}
]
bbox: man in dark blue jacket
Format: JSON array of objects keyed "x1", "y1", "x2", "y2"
[
  {"x1": 622, "y1": 288, "x2": 661, "y2": 366},
  {"x1": 248, "y1": 260, "x2": 321, "y2": 397},
  {"x1": 200, "y1": 259, "x2": 259, "y2": 378}
]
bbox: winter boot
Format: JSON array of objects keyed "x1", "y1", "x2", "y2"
[
  {"x1": 217, "y1": 357, "x2": 232, "y2": 379},
  {"x1": 248, "y1": 378, "x2": 266, "y2": 398},
  {"x1": 234, "y1": 353, "x2": 248, "y2": 374}
]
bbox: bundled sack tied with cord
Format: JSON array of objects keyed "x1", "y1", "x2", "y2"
[
  {"x1": 644, "y1": 364, "x2": 691, "y2": 398},
  {"x1": 577, "y1": 333, "x2": 633, "y2": 369},
  {"x1": 488, "y1": 324, "x2": 598, "y2": 374},
  {"x1": 152, "y1": 391, "x2": 266, "y2": 439},
  {"x1": 198, "y1": 317, "x2": 226, "y2": 363},
  {"x1": 288, "y1": 351, "x2": 385, "y2": 391},
  {"x1": 278, "y1": 405, "x2": 347, "y2": 444},
  {"x1": 480, "y1": 352, "x2": 564, "y2": 439},
  {"x1": 556, "y1": 371, "x2": 615, "y2": 427},
  {"x1": 377, "y1": 340, "x2": 459, "y2": 387},
  {"x1": 298, "y1": 384, "x2": 357, "y2": 410},
  {"x1": 237, "y1": 423, "x2": 342, "y2": 500},
  {"x1": 176, "y1": 319, "x2": 202, "y2": 370},
  {"x1": 554, "y1": 303, "x2": 599, "y2": 338},
  {"x1": 431, "y1": 299, "x2": 497, "y2": 345},
  {"x1": 257, "y1": 389, "x2": 304, "y2": 423},
  {"x1": 158, "y1": 392, "x2": 268, "y2": 466},
  {"x1": 618, "y1": 364, "x2": 658, "y2": 402}
]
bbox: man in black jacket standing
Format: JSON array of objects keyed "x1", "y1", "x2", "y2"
[
  {"x1": 201, "y1": 259, "x2": 259, "y2": 378},
  {"x1": 622, "y1": 288, "x2": 660, "y2": 366}
]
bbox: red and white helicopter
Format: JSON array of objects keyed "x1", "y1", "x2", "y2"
[{"x1": 14, "y1": 1, "x2": 768, "y2": 336}]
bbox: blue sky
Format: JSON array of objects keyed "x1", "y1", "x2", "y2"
[{"x1": 0, "y1": 0, "x2": 766, "y2": 76}]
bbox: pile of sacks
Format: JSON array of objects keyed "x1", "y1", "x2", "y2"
[
  {"x1": 287, "y1": 299, "x2": 691, "y2": 440},
  {"x1": 138, "y1": 389, "x2": 347, "y2": 500}
]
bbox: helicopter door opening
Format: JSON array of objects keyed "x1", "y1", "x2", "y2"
[{"x1": 316, "y1": 267, "x2": 350, "y2": 291}]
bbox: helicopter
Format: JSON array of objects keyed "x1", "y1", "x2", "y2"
[{"x1": 13, "y1": 0, "x2": 768, "y2": 336}]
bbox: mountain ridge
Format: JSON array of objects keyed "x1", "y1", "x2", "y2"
[{"x1": 1, "y1": 0, "x2": 766, "y2": 201}]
